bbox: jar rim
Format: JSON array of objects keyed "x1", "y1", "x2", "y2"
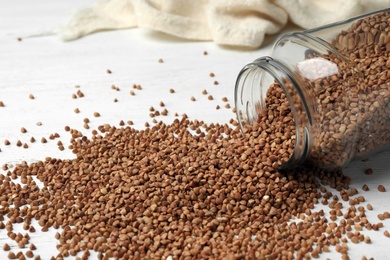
[{"x1": 234, "y1": 57, "x2": 311, "y2": 169}]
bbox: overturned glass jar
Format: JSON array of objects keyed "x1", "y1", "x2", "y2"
[{"x1": 235, "y1": 8, "x2": 390, "y2": 170}]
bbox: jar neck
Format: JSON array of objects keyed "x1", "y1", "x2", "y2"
[{"x1": 234, "y1": 56, "x2": 312, "y2": 168}]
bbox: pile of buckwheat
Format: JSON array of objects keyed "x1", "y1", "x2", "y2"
[{"x1": 1, "y1": 82, "x2": 387, "y2": 260}]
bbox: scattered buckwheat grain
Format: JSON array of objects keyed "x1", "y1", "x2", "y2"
[
  {"x1": 365, "y1": 168, "x2": 373, "y2": 175},
  {"x1": 25, "y1": 251, "x2": 33, "y2": 258},
  {"x1": 7, "y1": 251, "x2": 16, "y2": 259},
  {"x1": 76, "y1": 90, "x2": 84, "y2": 97},
  {"x1": 3, "y1": 243, "x2": 10, "y2": 251}
]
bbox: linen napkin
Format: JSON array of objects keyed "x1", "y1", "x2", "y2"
[{"x1": 59, "y1": 0, "x2": 390, "y2": 48}]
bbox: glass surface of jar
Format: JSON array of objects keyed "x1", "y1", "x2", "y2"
[{"x1": 235, "y1": 8, "x2": 390, "y2": 170}]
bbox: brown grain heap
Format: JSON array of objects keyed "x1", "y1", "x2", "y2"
[
  {"x1": 0, "y1": 82, "x2": 360, "y2": 259},
  {"x1": 0, "y1": 114, "x2": 334, "y2": 259}
]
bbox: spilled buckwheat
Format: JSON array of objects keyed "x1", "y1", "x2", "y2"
[{"x1": 0, "y1": 83, "x2": 360, "y2": 259}]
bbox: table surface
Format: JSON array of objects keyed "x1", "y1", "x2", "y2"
[{"x1": 1, "y1": 1, "x2": 389, "y2": 259}]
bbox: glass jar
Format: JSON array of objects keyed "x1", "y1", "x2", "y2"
[{"x1": 235, "y1": 8, "x2": 390, "y2": 170}]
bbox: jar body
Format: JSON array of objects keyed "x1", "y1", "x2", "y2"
[{"x1": 235, "y1": 9, "x2": 390, "y2": 169}]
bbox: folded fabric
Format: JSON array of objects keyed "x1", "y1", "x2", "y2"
[{"x1": 59, "y1": 0, "x2": 390, "y2": 48}]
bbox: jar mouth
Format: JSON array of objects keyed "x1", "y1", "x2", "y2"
[{"x1": 234, "y1": 56, "x2": 311, "y2": 169}]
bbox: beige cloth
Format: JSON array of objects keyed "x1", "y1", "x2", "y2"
[{"x1": 60, "y1": 0, "x2": 390, "y2": 48}]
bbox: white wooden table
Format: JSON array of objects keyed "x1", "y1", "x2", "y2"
[{"x1": 1, "y1": 1, "x2": 389, "y2": 259}]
